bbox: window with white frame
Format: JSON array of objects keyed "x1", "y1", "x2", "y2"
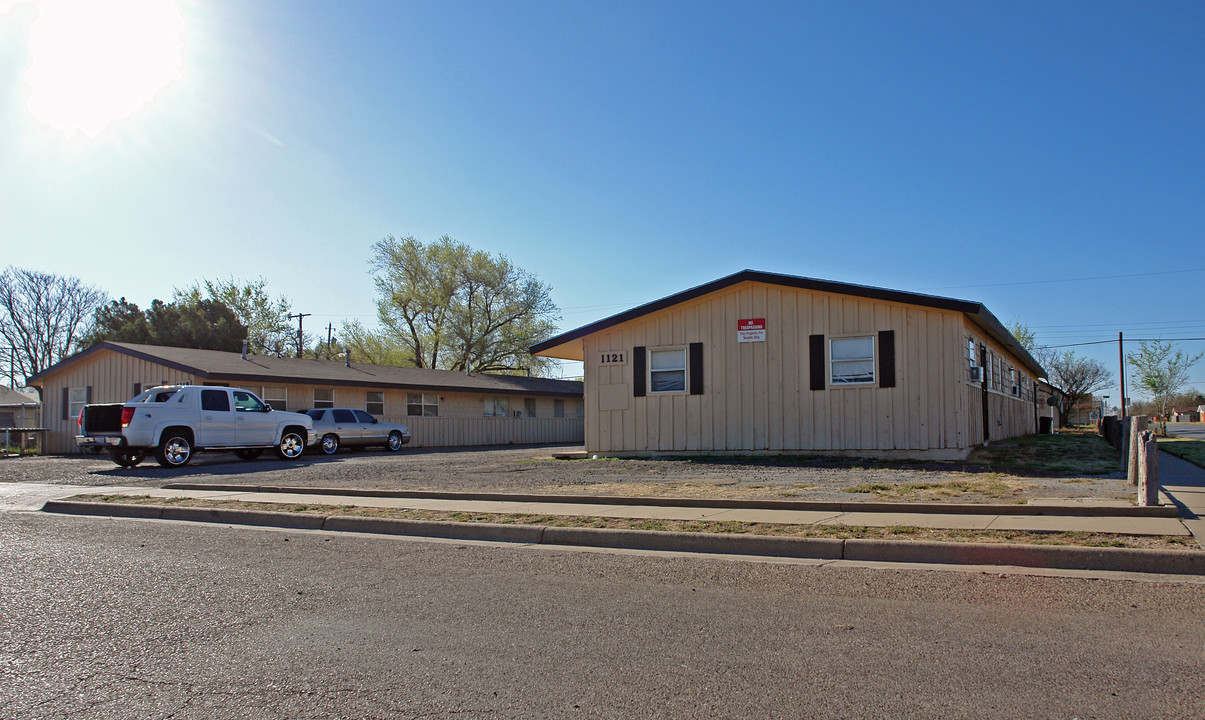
[
  {"x1": 553, "y1": 399, "x2": 565, "y2": 418},
  {"x1": 407, "y1": 392, "x2": 438, "y2": 417},
  {"x1": 261, "y1": 386, "x2": 287, "y2": 411},
  {"x1": 366, "y1": 391, "x2": 384, "y2": 415},
  {"x1": 649, "y1": 348, "x2": 687, "y2": 393},
  {"x1": 483, "y1": 396, "x2": 509, "y2": 417},
  {"x1": 524, "y1": 398, "x2": 537, "y2": 417},
  {"x1": 68, "y1": 387, "x2": 88, "y2": 420},
  {"x1": 313, "y1": 388, "x2": 334, "y2": 409},
  {"x1": 830, "y1": 336, "x2": 875, "y2": 385}
]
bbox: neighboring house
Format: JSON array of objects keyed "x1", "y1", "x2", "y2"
[
  {"x1": 0, "y1": 386, "x2": 42, "y2": 452},
  {"x1": 1036, "y1": 380, "x2": 1064, "y2": 434},
  {"x1": 26, "y1": 341, "x2": 583, "y2": 454},
  {"x1": 531, "y1": 270, "x2": 1045, "y2": 459},
  {"x1": 1171, "y1": 407, "x2": 1201, "y2": 423}
]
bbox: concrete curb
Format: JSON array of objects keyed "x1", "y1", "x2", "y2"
[
  {"x1": 160, "y1": 483, "x2": 1180, "y2": 518},
  {"x1": 42, "y1": 500, "x2": 1205, "y2": 576}
]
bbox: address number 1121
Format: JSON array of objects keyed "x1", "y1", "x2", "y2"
[{"x1": 599, "y1": 351, "x2": 627, "y2": 366}]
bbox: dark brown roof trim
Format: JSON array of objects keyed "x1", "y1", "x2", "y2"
[
  {"x1": 29, "y1": 341, "x2": 583, "y2": 397},
  {"x1": 531, "y1": 269, "x2": 1045, "y2": 377},
  {"x1": 27, "y1": 342, "x2": 205, "y2": 383}
]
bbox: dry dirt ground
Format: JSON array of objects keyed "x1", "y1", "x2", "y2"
[{"x1": 0, "y1": 443, "x2": 1137, "y2": 505}]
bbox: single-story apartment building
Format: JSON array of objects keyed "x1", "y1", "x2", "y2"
[
  {"x1": 27, "y1": 341, "x2": 583, "y2": 454},
  {"x1": 1171, "y1": 407, "x2": 1201, "y2": 423},
  {"x1": 531, "y1": 270, "x2": 1046, "y2": 459}
]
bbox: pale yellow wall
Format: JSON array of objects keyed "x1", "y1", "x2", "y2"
[
  {"x1": 581, "y1": 281, "x2": 1038, "y2": 455},
  {"x1": 34, "y1": 349, "x2": 583, "y2": 453},
  {"x1": 36, "y1": 352, "x2": 196, "y2": 453}
]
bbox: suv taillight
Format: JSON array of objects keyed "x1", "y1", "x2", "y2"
[
  {"x1": 77, "y1": 409, "x2": 84, "y2": 429},
  {"x1": 121, "y1": 407, "x2": 135, "y2": 428}
]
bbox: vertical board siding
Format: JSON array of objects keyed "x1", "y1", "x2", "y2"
[{"x1": 580, "y1": 281, "x2": 1042, "y2": 455}]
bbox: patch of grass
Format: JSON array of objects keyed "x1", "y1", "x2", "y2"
[
  {"x1": 965, "y1": 427, "x2": 1119, "y2": 476},
  {"x1": 1158, "y1": 436, "x2": 1205, "y2": 469},
  {"x1": 69, "y1": 494, "x2": 1199, "y2": 551}
]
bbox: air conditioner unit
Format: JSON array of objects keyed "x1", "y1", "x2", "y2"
[{"x1": 968, "y1": 366, "x2": 982, "y2": 383}]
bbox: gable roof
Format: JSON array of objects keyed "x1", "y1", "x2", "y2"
[
  {"x1": 0, "y1": 386, "x2": 39, "y2": 406},
  {"x1": 531, "y1": 269, "x2": 1045, "y2": 377},
  {"x1": 28, "y1": 342, "x2": 582, "y2": 398}
]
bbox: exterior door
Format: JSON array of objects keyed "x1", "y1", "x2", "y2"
[
  {"x1": 331, "y1": 409, "x2": 362, "y2": 445},
  {"x1": 354, "y1": 409, "x2": 384, "y2": 443},
  {"x1": 197, "y1": 389, "x2": 237, "y2": 446},
  {"x1": 233, "y1": 390, "x2": 277, "y2": 446}
]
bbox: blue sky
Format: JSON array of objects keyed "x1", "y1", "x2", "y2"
[{"x1": 1, "y1": 0, "x2": 1202, "y2": 402}]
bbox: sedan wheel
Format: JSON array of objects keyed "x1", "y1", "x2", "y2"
[
  {"x1": 275, "y1": 431, "x2": 306, "y2": 460},
  {"x1": 320, "y1": 433, "x2": 340, "y2": 455},
  {"x1": 386, "y1": 431, "x2": 405, "y2": 452}
]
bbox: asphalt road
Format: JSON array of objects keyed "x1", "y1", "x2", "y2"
[
  {"x1": 3, "y1": 511, "x2": 1204, "y2": 719},
  {"x1": 1169, "y1": 422, "x2": 1205, "y2": 441}
]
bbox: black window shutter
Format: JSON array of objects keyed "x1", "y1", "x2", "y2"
[
  {"x1": 86, "y1": 386, "x2": 92, "y2": 403},
  {"x1": 61, "y1": 387, "x2": 69, "y2": 420},
  {"x1": 878, "y1": 330, "x2": 896, "y2": 388},
  {"x1": 133, "y1": 383, "x2": 142, "y2": 397},
  {"x1": 809, "y1": 335, "x2": 826, "y2": 390},
  {"x1": 689, "y1": 342, "x2": 704, "y2": 395},
  {"x1": 633, "y1": 346, "x2": 646, "y2": 397}
]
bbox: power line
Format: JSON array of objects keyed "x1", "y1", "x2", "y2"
[
  {"x1": 922, "y1": 266, "x2": 1205, "y2": 292},
  {"x1": 1036, "y1": 336, "x2": 1205, "y2": 350}
]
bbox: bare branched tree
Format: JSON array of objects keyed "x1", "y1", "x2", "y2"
[
  {"x1": 1046, "y1": 351, "x2": 1113, "y2": 426},
  {"x1": 0, "y1": 267, "x2": 107, "y2": 384}
]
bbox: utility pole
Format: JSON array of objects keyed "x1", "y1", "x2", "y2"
[
  {"x1": 1118, "y1": 331, "x2": 1126, "y2": 418},
  {"x1": 326, "y1": 323, "x2": 336, "y2": 349},
  {"x1": 288, "y1": 313, "x2": 311, "y2": 358}
]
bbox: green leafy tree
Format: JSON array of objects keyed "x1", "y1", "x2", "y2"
[
  {"x1": 84, "y1": 297, "x2": 151, "y2": 345},
  {"x1": 176, "y1": 276, "x2": 294, "y2": 355},
  {"x1": 1126, "y1": 340, "x2": 1203, "y2": 421},
  {"x1": 368, "y1": 235, "x2": 560, "y2": 375},
  {"x1": 85, "y1": 297, "x2": 247, "y2": 352}
]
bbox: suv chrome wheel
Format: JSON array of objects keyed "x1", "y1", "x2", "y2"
[{"x1": 276, "y1": 431, "x2": 305, "y2": 460}]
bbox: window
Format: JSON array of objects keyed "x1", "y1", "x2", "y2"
[
  {"x1": 554, "y1": 399, "x2": 565, "y2": 418},
  {"x1": 305, "y1": 409, "x2": 326, "y2": 421},
  {"x1": 201, "y1": 389, "x2": 230, "y2": 412},
  {"x1": 332, "y1": 409, "x2": 356, "y2": 423},
  {"x1": 407, "y1": 392, "x2": 438, "y2": 417},
  {"x1": 353, "y1": 409, "x2": 376, "y2": 423},
  {"x1": 313, "y1": 388, "x2": 334, "y2": 409},
  {"x1": 524, "y1": 398, "x2": 537, "y2": 417},
  {"x1": 68, "y1": 387, "x2": 88, "y2": 420},
  {"x1": 830, "y1": 336, "x2": 875, "y2": 385},
  {"x1": 366, "y1": 391, "x2": 384, "y2": 416},
  {"x1": 484, "y1": 396, "x2": 509, "y2": 417},
  {"x1": 649, "y1": 348, "x2": 687, "y2": 393},
  {"x1": 262, "y1": 386, "x2": 287, "y2": 411},
  {"x1": 232, "y1": 390, "x2": 266, "y2": 412}
]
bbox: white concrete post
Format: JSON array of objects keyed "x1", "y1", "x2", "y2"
[{"x1": 1137, "y1": 430, "x2": 1160, "y2": 507}]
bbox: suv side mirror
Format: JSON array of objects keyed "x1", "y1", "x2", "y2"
[{"x1": 263, "y1": 404, "x2": 273, "y2": 412}]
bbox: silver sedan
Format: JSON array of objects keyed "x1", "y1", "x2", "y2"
[{"x1": 303, "y1": 408, "x2": 412, "y2": 455}]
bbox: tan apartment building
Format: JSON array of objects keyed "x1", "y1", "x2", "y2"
[
  {"x1": 28, "y1": 341, "x2": 583, "y2": 454},
  {"x1": 531, "y1": 270, "x2": 1045, "y2": 459}
]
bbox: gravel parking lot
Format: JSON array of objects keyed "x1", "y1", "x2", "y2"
[{"x1": 0, "y1": 443, "x2": 1137, "y2": 504}]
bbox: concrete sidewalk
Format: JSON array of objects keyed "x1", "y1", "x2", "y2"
[
  {"x1": 59, "y1": 483, "x2": 1195, "y2": 538},
  {"x1": 1158, "y1": 450, "x2": 1205, "y2": 546}
]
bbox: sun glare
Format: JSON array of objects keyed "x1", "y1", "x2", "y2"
[{"x1": 25, "y1": 0, "x2": 184, "y2": 137}]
